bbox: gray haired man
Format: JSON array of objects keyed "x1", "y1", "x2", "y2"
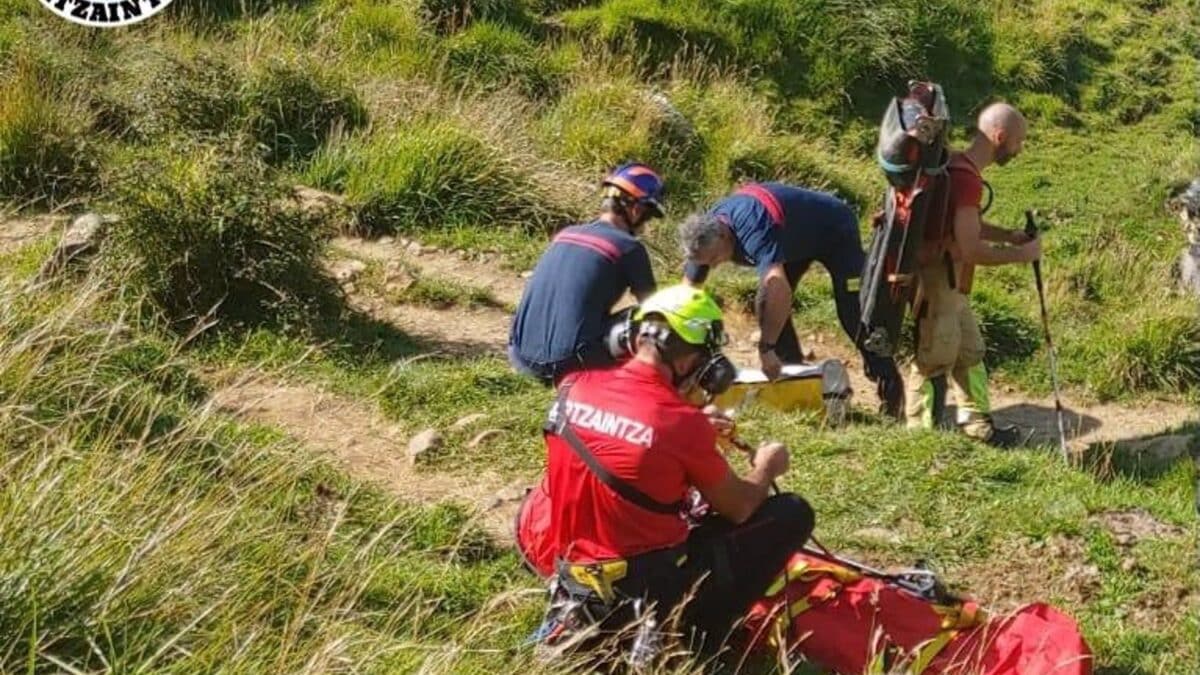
[{"x1": 679, "y1": 182, "x2": 904, "y2": 419}]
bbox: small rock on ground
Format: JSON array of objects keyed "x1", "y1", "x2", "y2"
[
  {"x1": 331, "y1": 258, "x2": 367, "y2": 283},
  {"x1": 407, "y1": 428, "x2": 442, "y2": 464},
  {"x1": 31, "y1": 212, "x2": 117, "y2": 285}
]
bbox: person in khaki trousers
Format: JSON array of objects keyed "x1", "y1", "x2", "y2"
[{"x1": 905, "y1": 103, "x2": 1042, "y2": 447}]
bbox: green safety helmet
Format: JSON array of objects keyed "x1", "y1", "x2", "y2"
[{"x1": 634, "y1": 284, "x2": 726, "y2": 351}]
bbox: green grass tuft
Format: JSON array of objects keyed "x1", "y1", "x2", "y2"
[
  {"x1": 445, "y1": 21, "x2": 564, "y2": 97},
  {"x1": 241, "y1": 58, "x2": 368, "y2": 165},
  {"x1": 335, "y1": 0, "x2": 438, "y2": 75},
  {"x1": 307, "y1": 121, "x2": 576, "y2": 236},
  {"x1": 419, "y1": 0, "x2": 533, "y2": 34},
  {"x1": 1068, "y1": 309, "x2": 1200, "y2": 400},
  {"x1": 99, "y1": 45, "x2": 243, "y2": 141},
  {"x1": 0, "y1": 53, "x2": 98, "y2": 207},
  {"x1": 973, "y1": 285, "x2": 1041, "y2": 369},
  {"x1": 560, "y1": 0, "x2": 738, "y2": 71},
  {"x1": 539, "y1": 75, "x2": 704, "y2": 200},
  {"x1": 395, "y1": 275, "x2": 505, "y2": 309}
]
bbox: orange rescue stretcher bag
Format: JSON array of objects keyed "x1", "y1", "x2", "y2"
[{"x1": 742, "y1": 549, "x2": 1093, "y2": 675}]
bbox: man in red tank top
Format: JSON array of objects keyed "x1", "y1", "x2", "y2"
[{"x1": 905, "y1": 103, "x2": 1043, "y2": 447}]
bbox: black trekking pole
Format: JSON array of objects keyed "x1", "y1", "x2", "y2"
[{"x1": 1024, "y1": 210, "x2": 1069, "y2": 460}]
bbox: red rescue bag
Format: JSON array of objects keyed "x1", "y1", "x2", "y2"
[{"x1": 743, "y1": 550, "x2": 1093, "y2": 675}]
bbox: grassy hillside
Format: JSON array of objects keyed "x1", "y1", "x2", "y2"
[
  {"x1": 1, "y1": 0, "x2": 1197, "y2": 399},
  {"x1": 1, "y1": 0, "x2": 1198, "y2": 673}
]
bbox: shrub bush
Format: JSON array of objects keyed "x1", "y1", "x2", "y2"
[
  {"x1": 102, "y1": 47, "x2": 243, "y2": 140},
  {"x1": 103, "y1": 143, "x2": 331, "y2": 332},
  {"x1": 241, "y1": 59, "x2": 367, "y2": 164},
  {"x1": 307, "y1": 122, "x2": 576, "y2": 235}
]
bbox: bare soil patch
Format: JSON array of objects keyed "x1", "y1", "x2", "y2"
[{"x1": 210, "y1": 373, "x2": 530, "y2": 540}]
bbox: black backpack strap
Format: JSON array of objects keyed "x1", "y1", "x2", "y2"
[
  {"x1": 545, "y1": 385, "x2": 684, "y2": 516},
  {"x1": 980, "y1": 180, "x2": 994, "y2": 215}
]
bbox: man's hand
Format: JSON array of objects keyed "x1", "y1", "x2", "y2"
[
  {"x1": 1017, "y1": 237, "x2": 1042, "y2": 263},
  {"x1": 752, "y1": 441, "x2": 790, "y2": 480},
  {"x1": 760, "y1": 349, "x2": 783, "y2": 381},
  {"x1": 1008, "y1": 229, "x2": 1035, "y2": 245},
  {"x1": 700, "y1": 440, "x2": 790, "y2": 524},
  {"x1": 702, "y1": 404, "x2": 735, "y2": 437}
]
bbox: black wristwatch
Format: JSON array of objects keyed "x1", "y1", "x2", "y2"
[{"x1": 757, "y1": 341, "x2": 776, "y2": 354}]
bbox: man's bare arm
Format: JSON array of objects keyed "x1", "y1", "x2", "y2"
[
  {"x1": 699, "y1": 468, "x2": 772, "y2": 524},
  {"x1": 955, "y1": 207, "x2": 1039, "y2": 265},
  {"x1": 979, "y1": 221, "x2": 1031, "y2": 244},
  {"x1": 755, "y1": 264, "x2": 792, "y2": 345},
  {"x1": 698, "y1": 442, "x2": 788, "y2": 524}
]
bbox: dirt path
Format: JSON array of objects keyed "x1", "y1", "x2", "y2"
[
  {"x1": 328, "y1": 236, "x2": 515, "y2": 356},
  {"x1": 207, "y1": 223, "x2": 1194, "y2": 545},
  {"x1": 332, "y1": 236, "x2": 526, "y2": 307},
  {"x1": 325, "y1": 230, "x2": 1195, "y2": 451},
  {"x1": 0, "y1": 213, "x2": 66, "y2": 254},
  {"x1": 198, "y1": 225, "x2": 1196, "y2": 585},
  {"x1": 209, "y1": 372, "x2": 531, "y2": 540}
]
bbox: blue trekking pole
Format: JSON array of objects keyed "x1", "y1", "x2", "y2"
[{"x1": 1024, "y1": 211, "x2": 1069, "y2": 460}]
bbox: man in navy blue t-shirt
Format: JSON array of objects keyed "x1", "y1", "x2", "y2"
[
  {"x1": 679, "y1": 183, "x2": 904, "y2": 418},
  {"x1": 508, "y1": 163, "x2": 665, "y2": 386}
]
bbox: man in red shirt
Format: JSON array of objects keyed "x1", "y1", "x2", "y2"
[
  {"x1": 536, "y1": 284, "x2": 815, "y2": 660},
  {"x1": 905, "y1": 103, "x2": 1042, "y2": 446}
]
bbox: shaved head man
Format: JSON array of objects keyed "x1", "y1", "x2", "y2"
[
  {"x1": 975, "y1": 103, "x2": 1027, "y2": 166},
  {"x1": 904, "y1": 101, "x2": 1041, "y2": 447}
]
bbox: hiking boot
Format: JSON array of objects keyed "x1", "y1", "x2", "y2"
[{"x1": 960, "y1": 416, "x2": 1024, "y2": 449}]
